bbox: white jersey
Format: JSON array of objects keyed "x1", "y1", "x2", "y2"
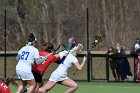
[
  {"x1": 59, "y1": 53, "x2": 78, "y2": 70},
  {"x1": 49, "y1": 53, "x2": 78, "y2": 82},
  {"x1": 16, "y1": 45, "x2": 39, "y2": 72}
]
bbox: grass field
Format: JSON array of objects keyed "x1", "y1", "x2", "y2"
[{"x1": 10, "y1": 82, "x2": 140, "y2": 93}]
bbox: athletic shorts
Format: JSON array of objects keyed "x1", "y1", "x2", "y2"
[
  {"x1": 49, "y1": 70, "x2": 68, "y2": 82},
  {"x1": 16, "y1": 70, "x2": 34, "y2": 80},
  {"x1": 32, "y1": 71, "x2": 42, "y2": 83}
]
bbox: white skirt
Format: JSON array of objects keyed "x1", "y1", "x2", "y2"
[
  {"x1": 49, "y1": 70, "x2": 68, "y2": 82},
  {"x1": 16, "y1": 70, "x2": 34, "y2": 80}
]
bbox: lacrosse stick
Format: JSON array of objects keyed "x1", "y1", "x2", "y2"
[
  {"x1": 53, "y1": 44, "x2": 66, "y2": 54},
  {"x1": 45, "y1": 43, "x2": 66, "y2": 57},
  {"x1": 73, "y1": 36, "x2": 102, "y2": 75}
]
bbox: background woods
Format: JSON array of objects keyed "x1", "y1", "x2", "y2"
[{"x1": 0, "y1": 0, "x2": 140, "y2": 51}]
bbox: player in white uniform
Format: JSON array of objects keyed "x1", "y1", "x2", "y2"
[
  {"x1": 16, "y1": 33, "x2": 49, "y2": 93},
  {"x1": 39, "y1": 44, "x2": 87, "y2": 93}
]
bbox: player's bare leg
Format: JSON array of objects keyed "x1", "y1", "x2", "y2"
[
  {"x1": 61, "y1": 78, "x2": 78, "y2": 93},
  {"x1": 16, "y1": 81, "x2": 27, "y2": 93},
  {"x1": 39, "y1": 81, "x2": 56, "y2": 93},
  {"x1": 34, "y1": 82, "x2": 42, "y2": 93},
  {"x1": 26, "y1": 79, "x2": 36, "y2": 93}
]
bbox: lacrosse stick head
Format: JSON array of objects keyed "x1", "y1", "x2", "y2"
[
  {"x1": 68, "y1": 37, "x2": 74, "y2": 43},
  {"x1": 90, "y1": 36, "x2": 102, "y2": 50}
]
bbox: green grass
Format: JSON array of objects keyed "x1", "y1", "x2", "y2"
[{"x1": 10, "y1": 82, "x2": 140, "y2": 93}]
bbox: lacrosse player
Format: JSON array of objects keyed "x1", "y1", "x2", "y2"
[
  {"x1": 38, "y1": 44, "x2": 87, "y2": 93},
  {"x1": 16, "y1": 33, "x2": 50, "y2": 93},
  {"x1": 0, "y1": 78, "x2": 19, "y2": 93},
  {"x1": 32, "y1": 42, "x2": 68, "y2": 93}
]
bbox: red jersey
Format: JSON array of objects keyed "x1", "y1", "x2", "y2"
[
  {"x1": 32, "y1": 50, "x2": 57, "y2": 76},
  {"x1": 0, "y1": 82, "x2": 11, "y2": 93}
]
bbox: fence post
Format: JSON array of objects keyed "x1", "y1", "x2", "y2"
[
  {"x1": 106, "y1": 54, "x2": 109, "y2": 82},
  {"x1": 86, "y1": 8, "x2": 91, "y2": 82},
  {"x1": 4, "y1": 10, "x2": 7, "y2": 78},
  {"x1": 87, "y1": 51, "x2": 91, "y2": 82}
]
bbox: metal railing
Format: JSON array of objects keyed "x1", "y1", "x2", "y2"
[{"x1": 0, "y1": 52, "x2": 135, "y2": 82}]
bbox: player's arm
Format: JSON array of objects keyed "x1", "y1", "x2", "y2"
[
  {"x1": 16, "y1": 54, "x2": 21, "y2": 61},
  {"x1": 16, "y1": 48, "x2": 23, "y2": 61},
  {"x1": 73, "y1": 56, "x2": 86, "y2": 70},
  {"x1": 16, "y1": 52, "x2": 50, "y2": 64},
  {"x1": 34, "y1": 53, "x2": 52, "y2": 64},
  {"x1": 54, "y1": 51, "x2": 69, "y2": 64},
  {"x1": 45, "y1": 53, "x2": 63, "y2": 64}
]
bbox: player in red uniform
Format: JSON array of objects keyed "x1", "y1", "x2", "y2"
[
  {"x1": 32, "y1": 42, "x2": 66, "y2": 93},
  {"x1": 0, "y1": 78, "x2": 19, "y2": 93},
  {"x1": 0, "y1": 81, "x2": 11, "y2": 93}
]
